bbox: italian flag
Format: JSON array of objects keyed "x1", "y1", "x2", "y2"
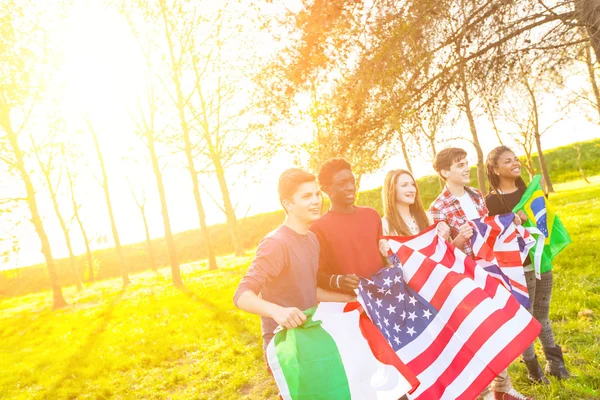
[{"x1": 266, "y1": 302, "x2": 419, "y2": 399}]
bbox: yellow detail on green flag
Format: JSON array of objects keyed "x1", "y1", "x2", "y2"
[{"x1": 513, "y1": 175, "x2": 571, "y2": 274}]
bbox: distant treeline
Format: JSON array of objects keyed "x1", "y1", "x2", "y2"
[{"x1": 1, "y1": 139, "x2": 599, "y2": 298}]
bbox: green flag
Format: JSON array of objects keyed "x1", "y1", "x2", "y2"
[{"x1": 513, "y1": 175, "x2": 571, "y2": 274}]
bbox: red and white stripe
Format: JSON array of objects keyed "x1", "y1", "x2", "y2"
[{"x1": 383, "y1": 226, "x2": 541, "y2": 400}]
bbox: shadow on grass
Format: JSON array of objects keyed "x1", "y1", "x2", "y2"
[
  {"x1": 40, "y1": 287, "x2": 127, "y2": 400},
  {"x1": 178, "y1": 286, "x2": 259, "y2": 343}
]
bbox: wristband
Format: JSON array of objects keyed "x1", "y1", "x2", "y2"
[
  {"x1": 336, "y1": 275, "x2": 341, "y2": 289},
  {"x1": 329, "y1": 275, "x2": 336, "y2": 289}
]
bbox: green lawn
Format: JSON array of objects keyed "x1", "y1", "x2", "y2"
[{"x1": 1, "y1": 178, "x2": 599, "y2": 399}]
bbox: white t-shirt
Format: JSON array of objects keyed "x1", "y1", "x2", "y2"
[{"x1": 456, "y1": 192, "x2": 480, "y2": 220}]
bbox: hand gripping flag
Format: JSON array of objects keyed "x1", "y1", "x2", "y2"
[
  {"x1": 363, "y1": 225, "x2": 541, "y2": 400},
  {"x1": 470, "y1": 213, "x2": 537, "y2": 308},
  {"x1": 266, "y1": 302, "x2": 419, "y2": 400},
  {"x1": 513, "y1": 174, "x2": 571, "y2": 275}
]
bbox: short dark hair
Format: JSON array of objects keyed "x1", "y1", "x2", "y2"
[
  {"x1": 278, "y1": 168, "x2": 316, "y2": 210},
  {"x1": 433, "y1": 148, "x2": 467, "y2": 180},
  {"x1": 317, "y1": 158, "x2": 352, "y2": 190}
]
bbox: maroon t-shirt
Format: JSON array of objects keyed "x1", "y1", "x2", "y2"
[
  {"x1": 310, "y1": 206, "x2": 384, "y2": 290},
  {"x1": 233, "y1": 225, "x2": 319, "y2": 349}
]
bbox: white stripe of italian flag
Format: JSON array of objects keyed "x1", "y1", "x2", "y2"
[{"x1": 266, "y1": 302, "x2": 419, "y2": 399}]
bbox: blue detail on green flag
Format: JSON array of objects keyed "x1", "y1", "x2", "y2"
[{"x1": 513, "y1": 175, "x2": 571, "y2": 273}]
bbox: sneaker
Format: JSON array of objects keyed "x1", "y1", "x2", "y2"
[{"x1": 493, "y1": 388, "x2": 532, "y2": 400}]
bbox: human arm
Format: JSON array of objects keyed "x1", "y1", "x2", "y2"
[
  {"x1": 232, "y1": 236, "x2": 309, "y2": 329},
  {"x1": 318, "y1": 270, "x2": 360, "y2": 291},
  {"x1": 317, "y1": 287, "x2": 357, "y2": 302},
  {"x1": 451, "y1": 223, "x2": 473, "y2": 250},
  {"x1": 236, "y1": 291, "x2": 307, "y2": 329},
  {"x1": 436, "y1": 222, "x2": 451, "y2": 241}
]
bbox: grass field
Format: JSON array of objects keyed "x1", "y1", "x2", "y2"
[{"x1": 1, "y1": 177, "x2": 599, "y2": 399}]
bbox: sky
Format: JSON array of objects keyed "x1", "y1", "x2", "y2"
[{"x1": 1, "y1": 0, "x2": 599, "y2": 270}]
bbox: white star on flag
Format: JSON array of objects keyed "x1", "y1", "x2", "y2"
[
  {"x1": 387, "y1": 304, "x2": 396, "y2": 314},
  {"x1": 406, "y1": 326, "x2": 416, "y2": 337},
  {"x1": 408, "y1": 311, "x2": 417, "y2": 321},
  {"x1": 409, "y1": 296, "x2": 417, "y2": 306},
  {"x1": 383, "y1": 277, "x2": 392, "y2": 286},
  {"x1": 423, "y1": 309, "x2": 432, "y2": 319}
]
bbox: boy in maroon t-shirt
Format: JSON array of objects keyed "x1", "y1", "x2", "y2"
[
  {"x1": 234, "y1": 168, "x2": 354, "y2": 352},
  {"x1": 310, "y1": 158, "x2": 385, "y2": 293}
]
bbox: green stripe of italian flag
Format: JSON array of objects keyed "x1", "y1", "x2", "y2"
[{"x1": 266, "y1": 302, "x2": 419, "y2": 399}]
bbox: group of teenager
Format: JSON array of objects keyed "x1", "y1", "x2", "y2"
[{"x1": 233, "y1": 145, "x2": 570, "y2": 400}]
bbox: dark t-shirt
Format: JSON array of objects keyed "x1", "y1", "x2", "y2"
[
  {"x1": 485, "y1": 187, "x2": 526, "y2": 216},
  {"x1": 233, "y1": 225, "x2": 319, "y2": 349},
  {"x1": 310, "y1": 206, "x2": 384, "y2": 290}
]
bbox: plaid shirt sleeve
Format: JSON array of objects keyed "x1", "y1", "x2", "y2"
[
  {"x1": 429, "y1": 202, "x2": 447, "y2": 224},
  {"x1": 471, "y1": 188, "x2": 489, "y2": 217}
]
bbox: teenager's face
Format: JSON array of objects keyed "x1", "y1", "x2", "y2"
[
  {"x1": 327, "y1": 169, "x2": 356, "y2": 207},
  {"x1": 395, "y1": 173, "x2": 417, "y2": 206},
  {"x1": 494, "y1": 151, "x2": 521, "y2": 180},
  {"x1": 285, "y1": 181, "x2": 322, "y2": 223},
  {"x1": 443, "y1": 157, "x2": 471, "y2": 185}
]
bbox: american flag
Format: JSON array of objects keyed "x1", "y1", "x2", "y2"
[
  {"x1": 470, "y1": 213, "x2": 537, "y2": 308},
  {"x1": 362, "y1": 225, "x2": 541, "y2": 400}
]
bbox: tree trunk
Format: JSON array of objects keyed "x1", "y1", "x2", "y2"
[
  {"x1": 213, "y1": 157, "x2": 243, "y2": 257},
  {"x1": 192, "y1": 61, "x2": 243, "y2": 258},
  {"x1": 524, "y1": 80, "x2": 554, "y2": 192},
  {"x1": 429, "y1": 136, "x2": 444, "y2": 190},
  {"x1": 398, "y1": 131, "x2": 413, "y2": 174},
  {"x1": 576, "y1": 144, "x2": 591, "y2": 184},
  {"x1": 2, "y1": 113, "x2": 67, "y2": 309},
  {"x1": 146, "y1": 132, "x2": 181, "y2": 281},
  {"x1": 46, "y1": 177, "x2": 83, "y2": 291},
  {"x1": 523, "y1": 150, "x2": 536, "y2": 181},
  {"x1": 66, "y1": 164, "x2": 95, "y2": 282},
  {"x1": 88, "y1": 122, "x2": 130, "y2": 285},
  {"x1": 33, "y1": 147, "x2": 83, "y2": 291},
  {"x1": 576, "y1": 0, "x2": 600, "y2": 62},
  {"x1": 138, "y1": 204, "x2": 157, "y2": 272},
  {"x1": 585, "y1": 45, "x2": 600, "y2": 122},
  {"x1": 161, "y1": 4, "x2": 218, "y2": 270},
  {"x1": 458, "y1": 56, "x2": 487, "y2": 194}
]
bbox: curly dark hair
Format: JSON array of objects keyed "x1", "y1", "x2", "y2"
[{"x1": 317, "y1": 158, "x2": 352, "y2": 191}]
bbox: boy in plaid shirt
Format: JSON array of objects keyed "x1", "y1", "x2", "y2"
[
  {"x1": 428, "y1": 148, "x2": 487, "y2": 257},
  {"x1": 429, "y1": 147, "x2": 532, "y2": 400}
]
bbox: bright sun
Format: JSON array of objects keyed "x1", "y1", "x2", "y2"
[{"x1": 57, "y1": 1, "x2": 145, "y2": 130}]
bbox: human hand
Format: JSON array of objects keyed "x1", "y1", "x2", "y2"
[
  {"x1": 436, "y1": 222, "x2": 451, "y2": 240},
  {"x1": 517, "y1": 210, "x2": 528, "y2": 223},
  {"x1": 271, "y1": 306, "x2": 307, "y2": 330},
  {"x1": 457, "y1": 223, "x2": 474, "y2": 241},
  {"x1": 334, "y1": 274, "x2": 360, "y2": 290},
  {"x1": 513, "y1": 214, "x2": 522, "y2": 226},
  {"x1": 378, "y1": 239, "x2": 391, "y2": 257}
]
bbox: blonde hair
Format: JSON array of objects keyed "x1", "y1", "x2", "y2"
[{"x1": 382, "y1": 169, "x2": 429, "y2": 236}]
